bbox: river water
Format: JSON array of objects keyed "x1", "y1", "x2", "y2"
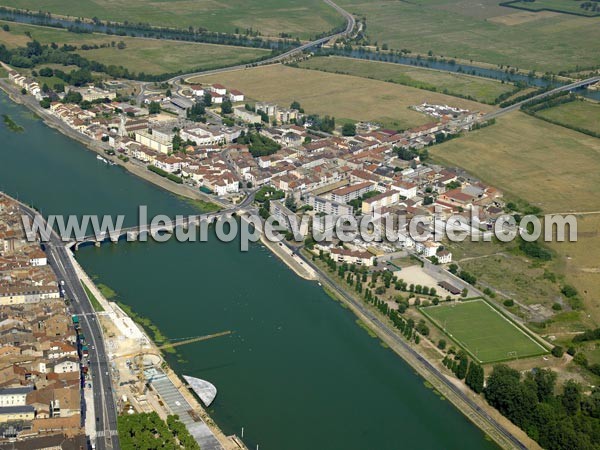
[{"x1": 0, "y1": 93, "x2": 497, "y2": 449}]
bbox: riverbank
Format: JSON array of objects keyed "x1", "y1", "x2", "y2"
[
  {"x1": 298, "y1": 248, "x2": 542, "y2": 450},
  {"x1": 0, "y1": 69, "x2": 524, "y2": 450},
  {"x1": 68, "y1": 248, "x2": 247, "y2": 450},
  {"x1": 0, "y1": 74, "x2": 223, "y2": 210}
]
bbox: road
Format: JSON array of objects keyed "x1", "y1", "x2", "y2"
[
  {"x1": 289, "y1": 244, "x2": 528, "y2": 450},
  {"x1": 483, "y1": 75, "x2": 600, "y2": 121},
  {"x1": 18, "y1": 202, "x2": 120, "y2": 450},
  {"x1": 133, "y1": 0, "x2": 356, "y2": 103}
]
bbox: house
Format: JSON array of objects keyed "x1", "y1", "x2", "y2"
[
  {"x1": 190, "y1": 85, "x2": 204, "y2": 97},
  {"x1": 361, "y1": 191, "x2": 399, "y2": 215},
  {"x1": 0, "y1": 386, "x2": 33, "y2": 407},
  {"x1": 415, "y1": 240, "x2": 440, "y2": 257},
  {"x1": 211, "y1": 84, "x2": 227, "y2": 95},
  {"x1": 391, "y1": 181, "x2": 418, "y2": 199},
  {"x1": 228, "y1": 89, "x2": 244, "y2": 103},
  {"x1": 210, "y1": 92, "x2": 224, "y2": 104},
  {"x1": 50, "y1": 357, "x2": 79, "y2": 374},
  {"x1": 0, "y1": 405, "x2": 35, "y2": 423},
  {"x1": 437, "y1": 250, "x2": 452, "y2": 264},
  {"x1": 330, "y1": 182, "x2": 376, "y2": 204},
  {"x1": 329, "y1": 248, "x2": 374, "y2": 266}
]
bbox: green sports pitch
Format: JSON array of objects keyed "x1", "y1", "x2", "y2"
[{"x1": 421, "y1": 299, "x2": 548, "y2": 363}]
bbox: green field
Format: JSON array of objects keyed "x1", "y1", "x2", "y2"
[
  {"x1": 422, "y1": 299, "x2": 548, "y2": 363},
  {"x1": 0, "y1": 21, "x2": 270, "y2": 74},
  {"x1": 337, "y1": 0, "x2": 600, "y2": 72},
  {"x1": 193, "y1": 64, "x2": 494, "y2": 130},
  {"x1": 0, "y1": 0, "x2": 344, "y2": 39},
  {"x1": 504, "y1": 0, "x2": 600, "y2": 16},
  {"x1": 298, "y1": 56, "x2": 517, "y2": 104},
  {"x1": 536, "y1": 99, "x2": 600, "y2": 135}
]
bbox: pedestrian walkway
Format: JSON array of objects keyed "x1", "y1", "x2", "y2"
[{"x1": 146, "y1": 368, "x2": 223, "y2": 450}]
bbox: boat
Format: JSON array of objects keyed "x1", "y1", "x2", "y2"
[{"x1": 96, "y1": 155, "x2": 108, "y2": 164}]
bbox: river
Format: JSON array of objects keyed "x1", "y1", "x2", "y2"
[{"x1": 0, "y1": 92, "x2": 497, "y2": 449}]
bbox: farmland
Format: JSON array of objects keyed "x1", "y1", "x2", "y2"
[
  {"x1": 192, "y1": 64, "x2": 494, "y2": 130},
  {"x1": 421, "y1": 299, "x2": 548, "y2": 363},
  {"x1": 503, "y1": 0, "x2": 600, "y2": 17},
  {"x1": 430, "y1": 111, "x2": 600, "y2": 213},
  {"x1": 0, "y1": 0, "x2": 344, "y2": 39},
  {"x1": 535, "y1": 99, "x2": 600, "y2": 135},
  {"x1": 431, "y1": 111, "x2": 600, "y2": 326},
  {"x1": 337, "y1": 0, "x2": 600, "y2": 72},
  {"x1": 0, "y1": 21, "x2": 270, "y2": 74},
  {"x1": 297, "y1": 56, "x2": 516, "y2": 104}
]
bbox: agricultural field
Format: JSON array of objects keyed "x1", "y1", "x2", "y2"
[
  {"x1": 535, "y1": 99, "x2": 600, "y2": 135},
  {"x1": 0, "y1": 0, "x2": 344, "y2": 39},
  {"x1": 0, "y1": 21, "x2": 270, "y2": 74},
  {"x1": 192, "y1": 64, "x2": 494, "y2": 130},
  {"x1": 503, "y1": 0, "x2": 600, "y2": 16},
  {"x1": 297, "y1": 56, "x2": 516, "y2": 104},
  {"x1": 337, "y1": 0, "x2": 600, "y2": 72},
  {"x1": 430, "y1": 112, "x2": 600, "y2": 213},
  {"x1": 421, "y1": 299, "x2": 548, "y2": 363},
  {"x1": 431, "y1": 112, "x2": 600, "y2": 326}
]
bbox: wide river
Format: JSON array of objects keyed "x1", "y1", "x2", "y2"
[{"x1": 0, "y1": 93, "x2": 497, "y2": 450}]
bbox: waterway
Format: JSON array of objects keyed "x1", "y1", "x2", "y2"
[
  {"x1": 0, "y1": 92, "x2": 498, "y2": 449},
  {"x1": 2, "y1": 9, "x2": 599, "y2": 101}
]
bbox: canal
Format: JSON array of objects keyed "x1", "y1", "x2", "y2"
[{"x1": 0, "y1": 93, "x2": 497, "y2": 449}]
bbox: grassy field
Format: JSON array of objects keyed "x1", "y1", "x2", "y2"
[
  {"x1": 431, "y1": 112, "x2": 600, "y2": 213},
  {"x1": 297, "y1": 56, "x2": 516, "y2": 104},
  {"x1": 504, "y1": 0, "x2": 600, "y2": 16},
  {"x1": 422, "y1": 299, "x2": 548, "y2": 363},
  {"x1": 0, "y1": 0, "x2": 344, "y2": 39},
  {"x1": 536, "y1": 99, "x2": 600, "y2": 135},
  {"x1": 192, "y1": 64, "x2": 494, "y2": 130},
  {"x1": 337, "y1": 0, "x2": 600, "y2": 72},
  {"x1": 0, "y1": 21, "x2": 270, "y2": 74},
  {"x1": 431, "y1": 111, "x2": 600, "y2": 327}
]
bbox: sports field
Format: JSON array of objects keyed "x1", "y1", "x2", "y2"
[
  {"x1": 421, "y1": 299, "x2": 548, "y2": 363},
  {"x1": 192, "y1": 64, "x2": 494, "y2": 130},
  {"x1": 337, "y1": 0, "x2": 600, "y2": 72},
  {"x1": 0, "y1": 21, "x2": 270, "y2": 74},
  {"x1": 0, "y1": 0, "x2": 344, "y2": 39},
  {"x1": 298, "y1": 56, "x2": 515, "y2": 104}
]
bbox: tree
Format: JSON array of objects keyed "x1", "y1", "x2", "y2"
[
  {"x1": 117, "y1": 40, "x2": 126, "y2": 49},
  {"x1": 342, "y1": 122, "x2": 356, "y2": 136},
  {"x1": 221, "y1": 99, "x2": 233, "y2": 114},
  {"x1": 2, "y1": 24, "x2": 9, "y2": 32},
  {"x1": 148, "y1": 101, "x2": 161, "y2": 114},
  {"x1": 203, "y1": 92, "x2": 212, "y2": 106},
  {"x1": 551, "y1": 345, "x2": 564, "y2": 358},
  {"x1": 456, "y1": 354, "x2": 469, "y2": 379},
  {"x1": 465, "y1": 363, "x2": 484, "y2": 393},
  {"x1": 562, "y1": 380, "x2": 582, "y2": 415}
]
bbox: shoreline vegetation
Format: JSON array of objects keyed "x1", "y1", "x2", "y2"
[
  {"x1": 2, "y1": 113, "x2": 23, "y2": 132},
  {"x1": 0, "y1": 59, "x2": 536, "y2": 441},
  {"x1": 0, "y1": 80, "x2": 220, "y2": 211}
]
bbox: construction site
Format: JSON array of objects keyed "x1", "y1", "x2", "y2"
[{"x1": 76, "y1": 262, "x2": 248, "y2": 450}]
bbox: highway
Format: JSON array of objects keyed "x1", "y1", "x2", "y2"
[
  {"x1": 18, "y1": 202, "x2": 120, "y2": 450},
  {"x1": 483, "y1": 75, "x2": 600, "y2": 121}
]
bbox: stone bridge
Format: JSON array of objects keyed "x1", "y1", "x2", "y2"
[{"x1": 67, "y1": 210, "x2": 241, "y2": 250}]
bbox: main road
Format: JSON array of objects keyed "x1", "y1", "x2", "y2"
[
  {"x1": 483, "y1": 75, "x2": 600, "y2": 121},
  {"x1": 17, "y1": 200, "x2": 120, "y2": 450}
]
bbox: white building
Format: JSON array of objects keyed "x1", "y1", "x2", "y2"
[
  {"x1": 0, "y1": 387, "x2": 33, "y2": 407},
  {"x1": 229, "y1": 89, "x2": 245, "y2": 103}
]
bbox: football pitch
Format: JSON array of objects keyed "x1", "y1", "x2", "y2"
[{"x1": 421, "y1": 299, "x2": 548, "y2": 363}]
